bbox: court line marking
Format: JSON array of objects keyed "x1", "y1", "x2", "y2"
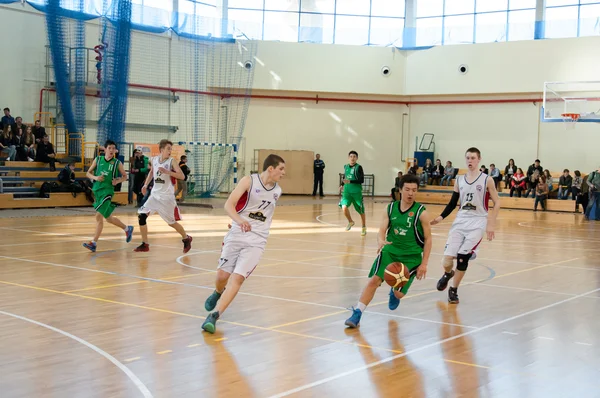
[
  {"x1": 268, "y1": 286, "x2": 600, "y2": 398},
  {"x1": 125, "y1": 357, "x2": 141, "y2": 362},
  {"x1": 187, "y1": 343, "x2": 201, "y2": 348},
  {"x1": 0, "y1": 309, "x2": 153, "y2": 398},
  {"x1": 502, "y1": 331, "x2": 518, "y2": 335},
  {"x1": 537, "y1": 336, "x2": 554, "y2": 341},
  {"x1": 575, "y1": 342, "x2": 593, "y2": 346},
  {"x1": 157, "y1": 350, "x2": 172, "y2": 355},
  {"x1": 444, "y1": 359, "x2": 491, "y2": 369},
  {"x1": 63, "y1": 272, "x2": 213, "y2": 293},
  {"x1": 0, "y1": 279, "x2": 404, "y2": 355}
]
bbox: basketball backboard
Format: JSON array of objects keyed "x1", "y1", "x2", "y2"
[{"x1": 542, "y1": 81, "x2": 600, "y2": 123}]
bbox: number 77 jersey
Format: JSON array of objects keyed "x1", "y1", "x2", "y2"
[{"x1": 233, "y1": 173, "x2": 282, "y2": 240}]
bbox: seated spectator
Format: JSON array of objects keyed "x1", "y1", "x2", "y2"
[
  {"x1": 489, "y1": 164, "x2": 501, "y2": 189},
  {"x1": 441, "y1": 161, "x2": 454, "y2": 186},
  {"x1": 32, "y1": 120, "x2": 46, "y2": 143},
  {"x1": 527, "y1": 159, "x2": 543, "y2": 179},
  {"x1": 420, "y1": 158, "x2": 433, "y2": 186},
  {"x1": 12, "y1": 116, "x2": 25, "y2": 135},
  {"x1": 480, "y1": 165, "x2": 489, "y2": 175},
  {"x1": 430, "y1": 159, "x2": 443, "y2": 185},
  {"x1": 1, "y1": 108, "x2": 15, "y2": 130},
  {"x1": 504, "y1": 158, "x2": 517, "y2": 190},
  {"x1": 23, "y1": 126, "x2": 35, "y2": 161},
  {"x1": 510, "y1": 168, "x2": 526, "y2": 197},
  {"x1": 585, "y1": 166, "x2": 600, "y2": 221},
  {"x1": 558, "y1": 169, "x2": 573, "y2": 200},
  {"x1": 572, "y1": 170, "x2": 583, "y2": 208},
  {"x1": 12, "y1": 126, "x2": 27, "y2": 161},
  {"x1": 391, "y1": 171, "x2": 403, "y2": 201},
  {"x1": 58, "y1": 162, "x2": 76, "y2": 185},
  {"x1": 543, "y1": 169, "x2": 554, "y2": 192},
  {"x1": 0, "y1": 125, "x2": 16, "y2": 161},
  {"x1": 35, "y1": 134, "x2": 57, "y2": 171},
  {"x1": 407, "y1": 158, "x2": 418, "y2": 175},
  {"x1": 524, "y1": 169, "x2": 540, "y2": 198},
  {"x1": 577, "y1": 172, "x2": 590, "y2": 213},
  {"x1": 534, "y1": 174, "x2": 549, "y2": 211}
]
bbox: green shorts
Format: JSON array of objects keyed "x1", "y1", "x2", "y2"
[
  {"x1": 93, "y1": 193, "x2": 117, "y2": 219},
  {"x1": 339, "y1": 191, "x2": 365, "y2": 215},
  {"x1": 369, "y1": 251, "x2": 422, "y2": 295}
]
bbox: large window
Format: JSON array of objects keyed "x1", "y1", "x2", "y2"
[
  {"x1": 227, "y1": 0, "x2": 405, "y2": 46},
  {"x1": 545, "y1": 1, "x2": 600, "y2": 38},
  {"x1": 416, "y1": 0, "x2": 536, "y2": 46}
]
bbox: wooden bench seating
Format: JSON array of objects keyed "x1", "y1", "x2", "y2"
[{"x1": 0, "y1": 191, "x2": 128, "y2": 209}]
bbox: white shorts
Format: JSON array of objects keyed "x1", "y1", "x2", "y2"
[
  {"x1": 138, "y1": 195, "x2": 181, "y2": 225},
  {"x1": 443, "y1": 217, "x2": 487, "y2": 258},
  {"x1": 217, "y1": 231, "x2": 266, "y2": 279}
]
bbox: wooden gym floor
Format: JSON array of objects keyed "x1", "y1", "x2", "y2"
[{"x1": 0, "y1": 196, "x2": 599, "y2": 398}]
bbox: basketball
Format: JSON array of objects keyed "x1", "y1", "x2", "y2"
[{"x1": 384, "y1": 262, "x2": 411, "y2": 288}]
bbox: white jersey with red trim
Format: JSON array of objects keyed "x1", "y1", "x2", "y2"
[
  {"x1": 455, "y1": 172, "x2": 490, "y2": 220},
  {"x1": 151, "y1": 156, "x2": 177, "y2": 199},
  {"x1": 232, "y1": 174, "x2": 282, "y2": 240}
]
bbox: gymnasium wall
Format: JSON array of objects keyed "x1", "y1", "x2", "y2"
[{"x1": 2, "y1": 3, "x2": 599, "y2": 196}]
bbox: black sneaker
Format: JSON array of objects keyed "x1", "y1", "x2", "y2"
[
  {"x1": 437, "y1": 270, "x2": 455, "y2": 291},
  {"x1": 448, "y1": 287, "x2": 459, "y2": 304},
  {"x1": 202, "y1": 311, "x2": 220, "y2": 334}
]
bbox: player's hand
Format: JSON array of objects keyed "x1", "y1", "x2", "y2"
[
  {"x1": 158, "y1": 167, "x2": 170, "y2": 175},
  {"x1": 377, "y1": 239, "x2": 392, "y2": 254},
  {"x1": 96, "y1": 175, "x2": 105, "y2": 182},
  {"x1": 227, "y1": 223, "x2": 232, "y2": 229},
  {"x1": 240, "y1": 221, "x2": 252, "y2": 233},
  {"x1": 416, "y1": 264, "x2": 427, "y2": 280},
  {"x1": 430, "y1": 216, "x2": 443, "y2": 225},
  {"x1": 486, "y1": 228, "x2": 495, "y2": 241},
  {"x1": 141, "y1": 185, "x2": 147, "y2": 196},
  {"x1": 112, "y1": 179, "x2": 120, "y2": 186},
  {"x1": 343, "y1": 179, "x2": 350, "y2": 184}
]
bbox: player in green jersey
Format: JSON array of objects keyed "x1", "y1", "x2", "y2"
[
  {"x1": 83, "y1": 140, "x2": 134, "y2": 252},
  {"x1": 345, "y1": 173, "x2": 432, "y2": 328},
  {"x1": 339, "y1": 150, "x2": 367, "y2": 236}
]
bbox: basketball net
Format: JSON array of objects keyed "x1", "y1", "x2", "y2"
[{"x1": 561, "y1": 113, "x2": 580, "y2": 130}]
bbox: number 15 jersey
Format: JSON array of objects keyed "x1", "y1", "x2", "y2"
[
  {"x1": 456, "y1": 172, "x2": 490, "y2": 220},
  {"x1": 233, "y1": 173, "x2": 282, "y2": 240}
]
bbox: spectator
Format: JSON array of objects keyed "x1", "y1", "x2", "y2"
[
  {"x1": 391, "y1": 171, "x2": 402, "y2": 201},
  {"x1": 32, "y1": 120, "x2": 46, "y2": 143},
  {"x1": 12, "y1": 126, "x2": 26, "y2": 161},
  {"x1": 0, "y1": 125, "x2": 16, "y2": 161},
  {"x1": 12, "y1": 116, "x2": 25, "y2": 134},
  {"x1": 35, "y1": 134, "x2": 56, "y2": 171},
  {"x1": 577, "y1": 172, "x2": 590, "y2": 213},
  {"x1": 572, "y1": 170, "x2": 583, "y2": 208},
  {"x1": 130, "y1": 148, "x2": 149, "y2": 207},
  {"x1": 585, "y1": 166, "x2": 600, "y2": 221},
  {"x1": 441, "y1": 161, "x2": 454, "y2": 186},
  {"x1": 58, "y1": 162, "x2": 76, "y2": 185},
  {"x1": 543, "y1": 169, "x2": 554, "y2": 192},
  {"x1": 176, "y1": 155, "x2": 191, "y2": 202},
  {"x1": 1, "y1": 108, "x2": 15, "y2": 129},
  {"x1": 510, "y1": 168, "x2": 526, "y2": 197},
  {"x1": 527, "y1": 159, "x2": 543, "y2": 178},
  {"x1": 558, "y1": 169, "x2": 573, "y2": 200},
  {"x1": 480, "y1": 165, "x2": 489, "y2": 175},
  {"x1": 504, "y1": 158, "x2": 517, "y2": 190},
  {"x1": 420, "y1": 158, "x2": 433, "y2": 186},
  {"x1": 524, "y1": 169, "x2": 540, "y2": 198},
  {"x1": 430, "y1": 159, "x2": 444, "y2": 185},
  {"x1": 534, "y1": 174, "x2": 549, "y2": 211},
  {"x1": 407, "y1": 158, "x2": 418, "y2": 175},
  {"x1": 489, "y1": 164, "x2": 501, "y2": 189},
  {"x1": 312, "y1": 153, "x2": 325, "y2": 197},
  {"x1": 23, "y1": 126, "x2": 35, "y2": 161}
]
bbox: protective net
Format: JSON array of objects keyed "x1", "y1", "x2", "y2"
[{"x1": 41, "y1": 2, "x2": 256, "y2": 196}]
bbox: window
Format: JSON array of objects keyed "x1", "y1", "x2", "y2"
[
  {"x1": 444, "y1": 0, "x2": 475, "y2": 16},
  {"x1": 334, "y1": 15, "x2": 370, "y2": 45},
  {"x1": 579, "y1": 4, "x2": 600, "y2": 37},
  {"x1": 264, "y1": 0, "x2": 300, "y2": 12},
  {"x1": 444, "y1": 14, "x2": 474, "y2": 44},
  {"x1": 475, "y1": 12, "x2": 507, "y2": 43},
  {"x1": 371, "y1": 0, "x2": 404, "y2": 17},
  {"x1": 263, "y1": 11, "x2": 299, "y2": 42},
  {"x1": 476, "y1": 0, "x2": 508, "y2": 13},
  {"x1": 336, "y1": 0, "x2": 370, "y2": 16},
  {"x1": 416, "y1": 17, "x2": 443, "y2": 46},
  {"x1": 508, "y1": 9, "x2": 535, "y2": 41},
  {"x1": 369, "y1": 17, "x2": 404, "y2": 46},
  {"x1": 228, "y1": 9, "x2": 264, "y2": 39},
  {"x1": 417, "y1": 0, "x2": 444, "y2": 18},
  {"x1": 300, "y1": 13, "x2": 334, "y2": 43}
]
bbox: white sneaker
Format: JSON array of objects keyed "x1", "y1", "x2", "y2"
[{"x1": 27, "y1": 157, "x2": 34, "y2": 162}]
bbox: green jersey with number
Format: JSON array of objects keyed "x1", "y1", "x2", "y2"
[
  {"x1": 93, "y1": 156, "x2": 120, "y2": 194},
  {"x1": 383, "y1": 201, "x2": 426, "y2": 256},
  {"x1": 343, "y1": 163, "x2": 363, "y2": 194}
]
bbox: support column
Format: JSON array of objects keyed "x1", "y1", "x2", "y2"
[
  {"x1": 535, "y1": 0, "x2": 546, "y2": 39},
  {"x1": 403, "y1": 0, "x2": 417, "y2": 47},
  {"x1": 219, "y1": 0, "x2": 229, "y2": 37}
]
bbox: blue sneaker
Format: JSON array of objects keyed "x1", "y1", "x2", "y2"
[
  {"x1": 389, "y1": 288, "x2": 401, "y2": 310},
  {"x1": 125, "y1": 226, "x2": 134, "y2": 243},
  {"x1": 344, "y1": 307, "x2": 362, "y2": 328},
  {"x1": 202, "y1": 311, "x2": 220, "y2": 334},
  {"x1": 83, "y1": 241, "x2": 97, "y2": 252},
  {"x1": 204, "y1": 290, "x2": 223, "y2": 311}
]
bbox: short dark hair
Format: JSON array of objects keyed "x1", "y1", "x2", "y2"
[
  {"x1": 263, "y1": 154, "x2": 285, "y2": 171},
  {"x1": 349, "y1": 150, "x2": 358, "y2": 157},
  {"x1": 3, "y1": 108, "x2": 9, "y2": 112},
  {"x1": 535, "y1": 159, "x2": 540, "y2": 163},
  {"x1": 159, "y1": 139, "x2": 173, "y2": 150},
  {"x1": 180, "y1": 155, "x2": 187, "y2": 161},
  {"x1": 104, "y1": 140, "x2": 116, "y2": 148},
  {"x1": 490, "y1": 163, "x2": 495, "y2": 167},
  {"x1": 400, "y1": 173, "x2": 420, "y2": 188},
  {"x1": 465, "y1": 147, "x2": 481, "y2": 158},
  {"x1": 564, "y1": 168, "x2": 569, "y2": 173}
]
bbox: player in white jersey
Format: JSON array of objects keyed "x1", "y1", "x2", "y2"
[
  {"x1": 134, "y1": 139, "x2": 192, "y2": 253},
  {"x1": 431, "y1": 147, "x2": 500, "y2": 304},
  {"x1": 201, "y1": 154, "x2": 285, "y2": 334}
]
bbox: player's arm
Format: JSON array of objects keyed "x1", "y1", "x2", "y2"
[
  {"x1": 112, "y1": 161, "x2": 128, "y2": 186},
  {"x1": 431, "y1": 182, "x2": 460, "y2": 225},
  {"x1": 377, "y1": 205, "x2": 391, "y2": 254},
  {"x1": 224, "y1": 175, "x2": 252, "y2": 232},
  {"x1": 86, "y1": 158, "x2": 102, "y2": 181},
  {"x1": 352, "y1": 165, "x2": 365, "y2": 184},
  {"x1": 168, "y1": 160, "x2": 185, "y2": 180},
  {"x1": 417, "y1": 210, "x2": 432, "y2": 280},
  {"x1": 485, "y1": 176, "x2": 500, "y2": 240},
  {"x1": 141, "y1": 161, "x2": 154, "y2": 195}
]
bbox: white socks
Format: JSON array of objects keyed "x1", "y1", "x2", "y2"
[{"x1": 356, "y1": 302, "x2": 366, "y2": 312}]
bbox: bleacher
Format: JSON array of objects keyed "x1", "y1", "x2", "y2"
[
  {"x1": 0, "y1": 159, "x2": 127, "y2": 209},
  {"x1": 414, "y1": 168, "x2": 582, "y2": 213}
]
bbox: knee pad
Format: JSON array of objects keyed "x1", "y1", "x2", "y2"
[
  {"x1": 456, "y1": 253, "x2": 470, "y2": 271},
  {"x1": 138, "y1": 213, "x2": 148, "y2": 226}
]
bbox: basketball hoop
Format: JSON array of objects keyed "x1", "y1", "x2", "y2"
[{"x1": 561, "y1": 113, "x2": 580, "y2": 129}]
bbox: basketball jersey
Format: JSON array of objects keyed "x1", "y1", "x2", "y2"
[
  {"x1": 456, "y1": 172, "x2": 490, "y2": 219},
  {"x1": 151, "y1": 156, "x2": 176, "y2": 198},
  {"x1": 342, "y1": 163, "x2": 362, "y2": 194},
  {"x1": 383, "y1": 201, "x2": 425, "y2": 256},
  {"x1": 93, "y1": 156, "x2": 120, "y2": 193},
  {"x1": 233, "y1": 173, "x2": 282, "y2": 240}
]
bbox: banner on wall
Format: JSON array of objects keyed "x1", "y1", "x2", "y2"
[{"x1": 134, "y1": 143, "x2": 186, "y2": 160}]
